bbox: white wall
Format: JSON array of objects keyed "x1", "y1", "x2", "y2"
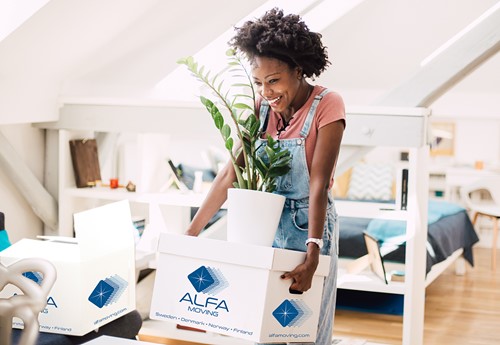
[
  {"x1": 432, "y1": 89, "x2": 500, "y2": 167},
  {"x1": 0, "y1": 124, "x2": 45, "y2": 243}
]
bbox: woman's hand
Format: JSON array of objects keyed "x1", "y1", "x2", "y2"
[
  {"x1": 280, "y1": 245, "x2": 320, "y2": 292},
  {"x1": 184, "y1": 228, "x2": 200, "y2": 237}
]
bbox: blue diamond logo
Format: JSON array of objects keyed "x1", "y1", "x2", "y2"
[
  {"x1": 188, "y1": 266, "x2": 215, "y2": 293},
  {"x1": 272, "y1": 299, "x2": 313, "y2": 327},
  {"x1": 87, "y1": 275, "x2": 128, "y2": 309},
  {"x1": 273, "y1": 300, "x2": 300, "y2": 327},
  {"x1": 88, "y1": 280, "x2": 114, "y2": 308}
]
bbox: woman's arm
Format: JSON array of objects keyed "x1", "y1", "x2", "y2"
[
  {"x1": 282, "y1": 119, "x2": 345, "y2": 292},
  {"x1": 185, "y1": 160, "x2": 236, "y2": 236},
  {"x1": 185, "y1": 141, "x2": 249, "y2": 237}
]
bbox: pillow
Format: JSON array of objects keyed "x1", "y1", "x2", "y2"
[
  {"x1": 332, "y1": 168, "x2": 352, "y2": 198},
  {"x1": 347, "y1": 163, "x2": 394, "y2": 201}
]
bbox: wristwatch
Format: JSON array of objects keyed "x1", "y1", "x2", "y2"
[{"x1": 305, "y1": 237, "x2": 323, "y2": 250}]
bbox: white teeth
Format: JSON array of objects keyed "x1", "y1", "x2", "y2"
[{"x1": 268, "y1": 96, "x2": 281, "y2": 104}]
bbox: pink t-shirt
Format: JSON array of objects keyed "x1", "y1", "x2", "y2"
[{"x1": 256, "y1": 85, "x2": 346, "y2": 174}]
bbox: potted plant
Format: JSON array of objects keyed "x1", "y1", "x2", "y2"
[{"x1": 178, "y1": 49, "x2": 291, "y2": 246}]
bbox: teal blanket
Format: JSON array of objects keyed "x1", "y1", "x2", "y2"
[
  {"x1": 366, "y1": 200, "x2": 465, "y2": 242},
  {"x1": 0, "y1": 229, "x2": 11, "y2": 252}
]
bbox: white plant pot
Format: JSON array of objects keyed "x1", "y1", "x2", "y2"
[{"x1": 226, "y1": 188, "x2": 286, "y2": 247}]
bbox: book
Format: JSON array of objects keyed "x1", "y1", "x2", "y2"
[
  {"x1": 69, "y1": 139, "x2": 102, "y2": 188},
  {"x1": 161, "y1": 158, "x2": 189, "y2": 192},
  {"x1": 400, "y1": 168, "x2": 409, "y2": 210},
  {"x1": 395, "y1": 167, "x2": 409, "y2": 210},
  {"x1": 390, "y1": 270, "x2": 406, "y2": 282}
]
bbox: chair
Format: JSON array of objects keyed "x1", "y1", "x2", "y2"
[
  {"x1": 460, "y1": 176, "x2": 500, "y2": 271},
  {"x1": 0, "y1": 258, "x2": 57, "y2": 345}
]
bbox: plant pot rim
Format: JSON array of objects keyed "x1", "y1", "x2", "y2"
[{"x1": 228, "y1": 188, "x2": 285, "y2": 197}]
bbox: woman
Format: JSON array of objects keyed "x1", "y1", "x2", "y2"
[{"x1": 186, "y1": 8, "x2": 345, "y2": 345}]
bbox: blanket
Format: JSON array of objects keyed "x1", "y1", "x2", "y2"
[
  {"x1": 338, "y1": 202, "x2": 479, "y2": 273},
  {"x1": 366, "y1": 200, "x2": 465, "y2": 243}
]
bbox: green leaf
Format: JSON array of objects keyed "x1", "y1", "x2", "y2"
[
  {"x1": 213, "y1": 113, "x2": 224, "y2": 129},
  {"x1": 225, "y1": 137, "x2": 234, "y2": 151},
  {"x1": 232, "y1": 83, "x2": 252, "y2": 88},
  {"x1": 221, "y1": 124, "x2": 231, "y2": 140},
  {"x1": 177, "y1": 57, "x2": 188, "y2": 65},
  {"x1": 233, "y1": 103, "x2": 253, "y2": 110}
]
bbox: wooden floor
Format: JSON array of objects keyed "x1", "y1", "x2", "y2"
[{"x1": 333, "y1": 246, "x2": 500, "y2": 345}]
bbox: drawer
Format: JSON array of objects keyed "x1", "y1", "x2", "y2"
[{"x1": 342, "y1": 113, "x2": 427, "y2": 147}]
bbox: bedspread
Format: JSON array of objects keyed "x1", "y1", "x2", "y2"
[{"x1": 338, "y1": 201, "x2": 479, "y2": 273}]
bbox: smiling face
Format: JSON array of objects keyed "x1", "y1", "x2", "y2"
[{"x1": 251, "y1": 56, "x2": 304, "y2": 119}]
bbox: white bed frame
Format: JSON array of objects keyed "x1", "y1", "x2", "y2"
[{"x1": 335, "y1": 105, "x2": 432, "y2": 344}]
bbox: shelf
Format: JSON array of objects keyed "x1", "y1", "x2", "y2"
[
  {"x1": 336, "y1": 200, "x2": 408, "y2": 220},
  {"x1": 337, "y1": 258, "x2": 406, "y2": 294},
  {"x1": 63, "y1": 187, "x2": 226, "y2": 209}
]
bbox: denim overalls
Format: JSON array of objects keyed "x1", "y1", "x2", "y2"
[{"x1": 256, "y1": 89, "x2": 339, "y2": 345}]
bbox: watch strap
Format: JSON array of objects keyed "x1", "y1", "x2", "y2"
[{"x1": 305, "y1": 237, "x2": 323, "y2": 249}]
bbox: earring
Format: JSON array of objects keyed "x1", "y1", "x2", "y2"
[{"x1": 297, "y1": 75, "x2": 302, "y2": 80}]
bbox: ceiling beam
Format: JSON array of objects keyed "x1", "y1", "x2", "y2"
[
  {"x1": 0, "y1": 132, "x2": 58, "y2": 230},
  {"x1": 376, "y1": 1, "x2": 500, "y2": 107}
]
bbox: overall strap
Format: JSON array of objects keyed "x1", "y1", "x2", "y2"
[
  {"x1": 299, "y1": 88, "x2": 330, "y2": 138},
  {"x1": 258, "y1": 100, "x2": 270, "y2": 132}
]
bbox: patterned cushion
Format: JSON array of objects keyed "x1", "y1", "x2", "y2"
[{"x1": 347, "y1": 163, "x2": 394, "y2": 201}]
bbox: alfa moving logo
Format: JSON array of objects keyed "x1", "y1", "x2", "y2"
[
  {"x1": 187, "y1": 266, "x2": 228, "y2": 294},
  {"x1": 272, "y1": 299, "x2": 312, "y2": 327},
  {"x1": 22, "y1": 271, "x2": 58, "y2": 310},
  {"x1": 88, "y1": 275, "x2": 128, "y2": 309},
  {"x1": 179, "y1": 266, "x2": 230, "y2": 317}
]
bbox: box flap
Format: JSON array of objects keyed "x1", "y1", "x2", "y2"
[
  {"x1": 158, "y1": 233, "x2": 330, "y2": 275},
  {"x1": 0, "y1": 239, "x2": 80, "y2": 263},
  {"x1": 73, "y1": 200, "x2": 135, "y2": 259},
  {"x1": 158, "y1": 233, "x2": 276, "y2": 270}
]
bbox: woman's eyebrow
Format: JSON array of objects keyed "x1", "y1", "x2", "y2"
[{"x1": 253, "y1": 71, "x2": 282, "y2": 81}]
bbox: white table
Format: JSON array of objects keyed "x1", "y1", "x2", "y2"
[{"x1": 445, "y1": 167, "x2": 500, "y2": 203}]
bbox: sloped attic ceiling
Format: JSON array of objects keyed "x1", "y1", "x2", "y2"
[
  {"x1": 0, "y1": 0, "x2": 269, "y2": 124},
  {"x1": 60, "y1": 0, "x2": 500, "y2": 117},
  {"x1": 314, "y1": 0, "x2": 500, "y2": 117},
  {"x1": 60, "y1": 0, "x2": 271, "y2": 99},
  {"x1": 1, "y1": 0, "x2": 499, "y2": 124}
]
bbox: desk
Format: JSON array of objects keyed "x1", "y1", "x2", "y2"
[{"x1": 445, "y1": 167, "x2": 500, "y2": 203}]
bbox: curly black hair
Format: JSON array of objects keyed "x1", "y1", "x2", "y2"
[{"x1": 229, "y1": 8, "x2": 330, "y2": 79}]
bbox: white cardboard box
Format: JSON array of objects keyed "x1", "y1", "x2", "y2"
[
  {"x1": 150, "y1": 233, "x2": 331, "y2": 343},
  {"x1": 0, "y1": 200, "x2": 136, "y2": 336}
]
